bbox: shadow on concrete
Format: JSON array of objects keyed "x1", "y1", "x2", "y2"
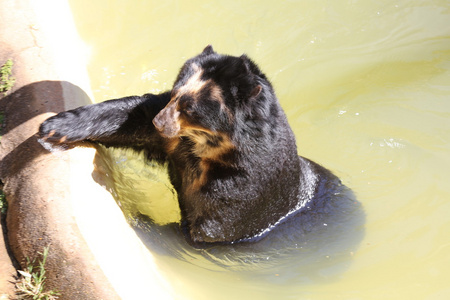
[
  {"x1": 0, "y1": 81, "x2": 91, "y2": 178},
  {"x1": 0, "y1": 80, "x2": 120, "y2": 300},
  {"x1": 0, "y1": 80, "x2": 90, "y2": 134}
]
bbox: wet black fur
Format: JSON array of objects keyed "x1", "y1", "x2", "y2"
[{"x1": 39, "y1": 46, "x2": 350, "y2": 245}]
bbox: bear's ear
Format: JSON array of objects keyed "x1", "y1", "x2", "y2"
[
  {"x1": 237, "y1": 56, "x2": 251, "y2": 75},
  {"x1": 219, "y1": 57, "x2": 250, "y2": 80},
  {"x1": 250, "y1": 85, "x2": 262, "y2": 99},
  {"x1": 239, "y1": 54, "x2": 264, "y2": 77},
  {"x1": 240, "y1": 54, "x2": 250, "y2": 61},
  {"x1": 202, "y1": 45, "x2": 216, "y2": 55}
]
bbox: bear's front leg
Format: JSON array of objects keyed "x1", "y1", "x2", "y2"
[
  {"x1": 39, "y1": 92, "x2": 171, "y2": 148},
  {"x1": 39, "y1": 96, "x2": 141, "y2": 144},
  {"x1": 39, "y1": 109, "x2": 97, "y2": 144}
]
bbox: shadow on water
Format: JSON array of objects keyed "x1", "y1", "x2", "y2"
[{"x1": 131, "y1": 173, "x2": 365, "y2": 285}]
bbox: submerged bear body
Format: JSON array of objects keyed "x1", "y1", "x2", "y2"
[{"x1": 40, "y1": 46, "x2": 349, "y2": 245}]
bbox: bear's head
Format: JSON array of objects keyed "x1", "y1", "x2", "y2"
[{"x1": 152, "y1": 46, "x2": 278, "y2": 158}]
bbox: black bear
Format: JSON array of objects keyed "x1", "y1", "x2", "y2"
[{"x1": 39, "y1": 46, "x2": 347, "y2": 245}]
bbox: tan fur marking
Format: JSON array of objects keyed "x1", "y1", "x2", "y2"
[
  {"x1": 165, "y1": 137, "x2": 180, "y2": 154},
  {"x1": 188, "y1": 141, "x2": 233, "y2": 193},
  {"x1": 178, "y1": 114, "x2": 235, "y2": 161},
  {"x1": 209, "y1": 83, "x2": 233, "y2": 121},
  {"x1": 189, "y1": 160, "x2": 210, "y2": 193},
  {"x1": 209, "y1": 83, "x2": 223, "y2": 102},
  {"x1": 176, "y1": 65, "x2": 206, "y2": 97},
  {"x1": 179, "y1": 118, "x2": 214, "y2": 136},
  {"x1": 197, "y1": 133, "x2": 234, "y2": 161},
  {"x1": 174, "y1": 66, "x2": 233, "y2": 125},
  {"x1": 184, "y1": 131, "x2": 235, "y2": 194}
]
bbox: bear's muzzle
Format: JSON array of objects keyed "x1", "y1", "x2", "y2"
[{"x1": 153, "y1": 103, "x2": 180, "y2": 138}]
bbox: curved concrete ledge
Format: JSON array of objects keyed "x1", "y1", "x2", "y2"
[
  {"x1": 0, "y1": 82, "x2": 120, "y2": 299},
  {"x1": 0, "y1": 1, "x2": 173, "y2": 299}
]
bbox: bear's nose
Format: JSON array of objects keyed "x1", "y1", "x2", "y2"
[
  {"x1": 153, "y1": 106, "x2": 181, "y2": 138},
  {"x1": 152, "y1": 113, "x2": 164, "y2": 131}
]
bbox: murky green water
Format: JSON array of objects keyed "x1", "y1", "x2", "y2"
[{"x1": 69, "y1": 0, "x2": 450, "y2": 299}]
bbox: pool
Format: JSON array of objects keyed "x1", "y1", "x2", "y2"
[{"x1": 69, "y1": 0, "x2": 450, "y2": 299}]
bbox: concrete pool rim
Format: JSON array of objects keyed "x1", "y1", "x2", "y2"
[{"x1": 0, "y1": 1, "x2": 174, "y2": 299}]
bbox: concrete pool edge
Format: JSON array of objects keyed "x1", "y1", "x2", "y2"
[{"x1": 0, "y1": 0, "x2": 173, "y2": 299}]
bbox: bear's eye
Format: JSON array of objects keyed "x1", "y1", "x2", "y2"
[{"x1": 178, "y1": 96, "x2": 194, "y2": 115}]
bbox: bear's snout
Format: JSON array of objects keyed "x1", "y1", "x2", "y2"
[{"x1": 153, "y1": 104, "x2": 181, "y2": 138}]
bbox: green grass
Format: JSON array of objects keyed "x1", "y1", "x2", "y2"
[
  {"x1": 1, "y1": 59, "x2": 59, "y2": 299},
  {"x1": 0, "y1": 59, "x2": 15, "y2": 96},
  {"x1": 0, "y1": 190, "x2": 6, "y2": 215},
  {"x1": 0, "y1": 112, "x2": 5, "y2": 213},
  {"x1": 15, "y1": 247, "x2": 60, "y2": 300},
  {"x1": 0, "y1": 59, "x2": 9, "y2": 211},
  {"x1": 0, "y1": 58, "x2": 13, "y2": 143}
]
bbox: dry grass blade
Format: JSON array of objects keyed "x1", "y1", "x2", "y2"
[{"x1": 15, "y1": 247, "x2": 60, "y2": 300}]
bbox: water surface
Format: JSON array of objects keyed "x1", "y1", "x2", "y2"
[{"x1": 69, "y1": 1, "x2": 450, "y2": 299}]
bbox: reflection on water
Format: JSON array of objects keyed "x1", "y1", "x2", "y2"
[
  {"x1": 132, "y1": 177, "x2": 364, "y2": 283},
  {"x1": 92, "y1": 146, "x2": 181, "y2": 225},
  {"x1": 92, "y1": 144, "x2": 365, "y2": 296},
  {"x1": 70, "y1": 0, "x2": 450, "y2": 299}
]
